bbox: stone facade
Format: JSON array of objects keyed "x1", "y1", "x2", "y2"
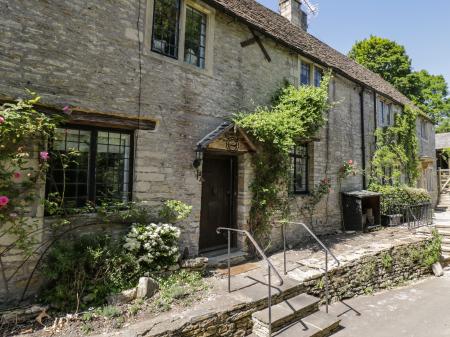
[{"x1": 0, "y1": 0, "x2": 437, "y2": 306}]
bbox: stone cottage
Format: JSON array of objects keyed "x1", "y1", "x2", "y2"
[{"x1": 0, "y1": 0, "x2": 437, "y2": 304}]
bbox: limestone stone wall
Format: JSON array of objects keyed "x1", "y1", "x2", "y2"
[
  {"x1": 304, "y1": 240, "x2": 433, "y2": 301},
  {"x1": 0, "y1": 0, "x2": 436, "y2": 260}
]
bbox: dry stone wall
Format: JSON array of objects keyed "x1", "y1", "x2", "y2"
[{"x1": 142, "y1": 239, "x2": 432, "y2": 337}]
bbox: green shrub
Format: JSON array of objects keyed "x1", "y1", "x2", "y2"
[
  {"x1": 123, "y1": 223, "x2": 180, "y2": 271},
  {"x1": 422, "y1": 229, "x2": 442, "y2": 267},
  {"x1": 41, "y1": 235, "x2": 142, "y2": 311},
  {"x1": 159, "y1": 200, "x2": 192, "y2": 223},
  {"x1": 368, "y1": 184, "x2": 431, "y2": 215},
  {"x1": 96, "y1": 305, "x2": 121, "y2": 319}
]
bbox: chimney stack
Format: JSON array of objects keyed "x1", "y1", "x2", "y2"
[{"x1": 279, "y1": 0, "x2": 308, "y2": 31}]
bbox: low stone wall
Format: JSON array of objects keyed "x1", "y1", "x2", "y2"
[
  {"x1": 304, "y1": 240, "x2": 433, "y2": 301},
  {"x1": 144, "y1": 239, "x2": 433, "y2": 337}
]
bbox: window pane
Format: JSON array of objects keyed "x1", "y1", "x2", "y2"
[
  {"x1": 184, "y1": 6, "x2": 207, "y2": 68},
  {"x1": 290, "y1": 145, "x2": 308, "y2": 193},
  {"x1": 46, "y1": 128, "x2": 92, "y2": 209},
  {"x1": 300, "y1": 63, "x2": 311, "y2": 85},
  {"x1": 95, "y1": 131, "x2": 131, "y2": 204},
  {"x1": 314, "y1": 67, "x2": 323, "y2": 87},
  {"x1": 151, "y1": 0, "x2": 181, "y2": 58}
]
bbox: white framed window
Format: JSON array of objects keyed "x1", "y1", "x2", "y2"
[{"x1": 145, "y1": 0, "x2": 215, "y2": 72}]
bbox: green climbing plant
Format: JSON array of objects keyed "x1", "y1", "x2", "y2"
[
  {"x1": 233, "y1": 74, "x2": 332, "y2": 247},
  {"x1": 370, "y1": 105, "x2": 420, "y2": 186}
]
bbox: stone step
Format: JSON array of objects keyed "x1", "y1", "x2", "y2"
[
  {"x1": 253, "y1": 311, "x2": 341, "y2": 337},
  {"x1": 252, "y1": 293, "x2": 320, "y2": 336}
]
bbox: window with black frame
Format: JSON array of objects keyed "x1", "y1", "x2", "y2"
[
  {"x1": 300, "y1": 62, "x2": 311, "y2": 85},
  {"x1": 46, "y1": 127, "x2": 132, "y2": 210},
  {"x1": 184, "y1": 6, "x2": 206, "y2": 68},
  {"x1": 151, "y1": 0, "x2": 181, "y2": 58},
  {"x1": 290, "y1": 145, "x2": 309, "y2": 194},
  {"x1": 314, "y1": 67, "x2": 323, "y2": 87}
]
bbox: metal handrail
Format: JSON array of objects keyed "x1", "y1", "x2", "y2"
[
  {"x1": 216, "y1": 227, "x2": 283, "y2": 337},
  {"x1": 279, "y1": 221, "x2": 340, "y2": 313}
]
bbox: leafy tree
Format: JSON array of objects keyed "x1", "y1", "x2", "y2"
[
  {"x1": 436, "y1": 118, "x2": 450, "y2": 133},
  {"x1": 397, "y1": 70, "x2": 450, "y2": 121},
  {"x1": 348, "y1": 35, "x2": 412, "y2": 86},
  {"x1": 349, "y1": 35, "x2": 450, "y2": 122}
]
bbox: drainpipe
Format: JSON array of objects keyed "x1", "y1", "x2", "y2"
[{"x1": 360, "y1": 87, "x2": 366, "y2": 189}]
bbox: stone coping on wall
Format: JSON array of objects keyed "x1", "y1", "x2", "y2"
[{"x1": 91, "y1": 226, "x2": 435, "y2": 337}]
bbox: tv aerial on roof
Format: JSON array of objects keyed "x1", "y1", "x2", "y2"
[{"x1": 303, "y1": 0, "x2": 319, "y2": 17}]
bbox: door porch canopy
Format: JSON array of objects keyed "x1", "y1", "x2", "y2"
[{"x1": 196, "y1": 122, "x2": 257, "y2": 154}]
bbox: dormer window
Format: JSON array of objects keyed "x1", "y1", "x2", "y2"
[{"x1": 151, "y1": 0, "x2": 181, "y2": 58}]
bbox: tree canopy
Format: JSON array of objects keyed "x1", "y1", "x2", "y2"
[{"x1": 349, "y1": 35, "x2": 450, "y2": 125}]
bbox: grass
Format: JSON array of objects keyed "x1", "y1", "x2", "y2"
[
  {"x1": 95, "y1": 305, "x2": 121, "y2": 319},
  {"x1": 153, "y1": 271, "x2": 208, "y2": 311}
]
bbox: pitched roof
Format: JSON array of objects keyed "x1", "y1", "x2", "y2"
[
  {"x1": 206, "y1": 0, "x2": 414, "y2": 108},
  {"x1": 436, "y1": 133, "x2": 450, "y2": 150}
]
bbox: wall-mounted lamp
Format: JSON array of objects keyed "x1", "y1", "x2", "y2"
[{"x1": 193, "y1": 149, "x2": 203, "y2": 180}]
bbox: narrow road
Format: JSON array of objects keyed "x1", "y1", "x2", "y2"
[{"x1": 329, "y1": 272, "x2": 450, "y2": 337}]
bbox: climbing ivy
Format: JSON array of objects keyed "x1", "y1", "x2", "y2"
[
  {"x1": 370, "y1": 105, "x2": 420, "y2": 186},
  {"x1": 234, "y1": 74, "x2": 332, "y2": 247}
]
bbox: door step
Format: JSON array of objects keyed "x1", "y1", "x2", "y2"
[
  {"x1": 202, "y1": 249, "x2": 248, "y2": 268},
  {"x1": 251, "y1": 293, "x2": 340, "y2": 337}
]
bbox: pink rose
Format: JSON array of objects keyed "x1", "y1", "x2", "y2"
[
  {"x1": 40, "y1": 151, "x2": 49, "y2": 161},
  {"x1": 13, "y1": 172, "x2": 22, "y2": 179},
  {"x1": 0, "y1": 116, "x2": 4, "y2": 124},
  {"x1": 0, "y1": 196, "x2": 9, "y2": 207},
  {"x1": 348, "y1": 160, "x2": 353, "y2": 165}
]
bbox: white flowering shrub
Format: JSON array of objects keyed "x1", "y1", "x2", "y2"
[{"x1": 123, "y1": 223, "x2": 181, "y2": 271}]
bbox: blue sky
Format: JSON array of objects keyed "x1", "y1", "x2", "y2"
[{"x1": 257, "y1": 0, "x2": 450, "y2": 86}]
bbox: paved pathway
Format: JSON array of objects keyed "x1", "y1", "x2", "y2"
[{"x1": 329, "y1": 270, "x2": 450, "y2": 337}]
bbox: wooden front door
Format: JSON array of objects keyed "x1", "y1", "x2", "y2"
[{"x1": 199, "y1": 154, "x2": 237, "y2": 252}]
